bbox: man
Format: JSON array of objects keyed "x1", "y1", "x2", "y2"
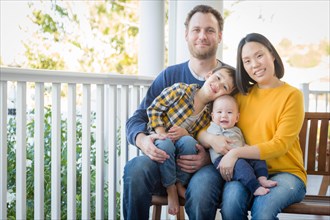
[{"x1": 124, "y1": 5, "x2": 231, "y2": 220}]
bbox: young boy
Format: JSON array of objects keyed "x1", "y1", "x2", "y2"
[
  {"x1": 147, "y1": 66, "x2": 236, "y2": 215},
  {"x1": 208, "y1": 95, "x2": 277, "y2": 196}
]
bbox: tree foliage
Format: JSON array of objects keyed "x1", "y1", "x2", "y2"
[
  {"x1": 21, "y1": 0, "x2": 139, "y2": 74},
  {"x1": 278, "y1": 38, "x2": 330, "y2": 68}
]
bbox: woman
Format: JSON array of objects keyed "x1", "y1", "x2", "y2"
[
  {"x1": 221, "y1": 33, "x2": 307, "y2": 219},
  {"x1": 198, "y1": 33, "x2": 307, "y2": 219}
]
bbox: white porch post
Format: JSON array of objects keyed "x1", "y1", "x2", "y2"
[
  {"x1": 168, "y1": 1, "x2": 224, "y2": 65},
  {"x1": 0, "y1": 81, "x2": 7, "y2": 219},
  {"x1": 139, "y1": 1, "x2": 165, "y2": 76}
]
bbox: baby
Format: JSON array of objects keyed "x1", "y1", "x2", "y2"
[{"x1": 208, "y1": 95, "x2": 277, "y2": 196}]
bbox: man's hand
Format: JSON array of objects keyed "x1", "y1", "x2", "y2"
[
  {"x1": 136, "y1": 133, "x2": 169, "y2": 163},
  {"x1": 176, "y1": 143, "x2": 211, "y2": 173},
  {"x1": 168, "y1": 125, "x2": 189, "y2": 141}
]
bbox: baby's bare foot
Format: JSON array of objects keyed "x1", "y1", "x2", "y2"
[
  {"x1": 258, "y1": 176, "x2": 277, "y2": 188},
  {"x1": 254, "y1": 186, "x2": 270, "y2": 196},
  {"x1": 262, "y1": 179, "x2": 277, "y2": 187},
  {"x1": 167, "y1": 185, "x2": 179, "y2": 215}
]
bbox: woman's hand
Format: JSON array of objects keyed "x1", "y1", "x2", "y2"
[
  {"x1": 219, "y1": 145, "x2": 261, "y2": 181},
  {"x1": 136, "y1": 133, "x2": 169, "y2": 163},
  {"x1": 176, "y1": 143, "x2": 211, "y2": 173},
  {"x1": 168, "y1": 125, "x2": 189, "y2": 141},
  {"x1": 218, "y1": 149, "x2": 238, "y2": 181}
]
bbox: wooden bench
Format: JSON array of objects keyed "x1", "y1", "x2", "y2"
[
  {"x1": 282, "y1": 112, "x2": 330, "y2": 215},
  {"x1": 151, "y1": 112, "x2": 330, "y2": 219}
]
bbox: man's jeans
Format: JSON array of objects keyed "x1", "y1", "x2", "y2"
[
  {"x1": 123, "y1": 155, "x2": 223, "y2": 220},
  {"x1": 220, "y1": 172, "x2": 306, "y2": 220}
]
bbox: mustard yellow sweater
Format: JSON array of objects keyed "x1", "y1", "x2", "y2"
[{"x1": 236, "y1": 83, "x2": 307, "y2": 185}]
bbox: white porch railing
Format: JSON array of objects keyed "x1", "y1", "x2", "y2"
[
  {"x1": 300, "y1": 83, "x2": 330, "y2": 113},
  {"x1": 0, "y1": 67, "x2": 154, "y2": 219},
  {"x1": 0, "y1": 67, "x2": 329, "y2": 219}
]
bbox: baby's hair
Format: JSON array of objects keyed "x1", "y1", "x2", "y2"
[
  {"x1": 211, "y1": 94, "x2": 239, "y2": 113},
  {"x1": 212, "y1": 65, "x2": 238, "y2": 95}
]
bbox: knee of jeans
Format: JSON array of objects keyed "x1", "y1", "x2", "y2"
[
  {"x1": 180, "y1": 136, "x2": 197, "y2": 145},
  {"x1": 155, "y1": 138, "x2": 175, "y2": 153},
  {"x1": 187, "y1": 165, "x2": 222, "y2": 200},
  {"x1": 222, "y1": 181, "x2": 251, "y2": 207},
  {"x1": 221, "y1": 182, "x2": 251, "y2": 219},
  {"x1": 176, "y1": 136, "x2": 198, "y2": 154},
  {"x1": 124, "y1": 156, "x2": 159, "y2": 185},
  {"x1": 250, "y1": 173, "x2": 306, "y2": 217}
]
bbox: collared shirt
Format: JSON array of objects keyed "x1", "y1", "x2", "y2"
[{"x1": 147, "y1": 83, "x2": 211, "y2": 138}]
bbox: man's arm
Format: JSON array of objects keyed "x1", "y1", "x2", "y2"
[
  {"x1": 126, "y1": 71, "x2": 167, "y2": 146},
  {"x1": 135, "y1": 132, "x2": 169, "y2": 162},
  {"x1": 126, "y1": 107, "x2": 149, "y2": 146},
  {"x1": 125, "y1": 70, "x2": 172, "y2": 162},
  {"x1": 126, "y1": 99, "x2": 170, "y2": 163}
]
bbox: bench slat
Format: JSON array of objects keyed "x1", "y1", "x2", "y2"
[
  {"x1": 318, "y1": 118, "x2": 329, "y2": 172},
  {"x1": 307, "y1": 119, "x2": 318, "y2": 171},
  {"x1": 282, "y1": 195, "x2": 330, "y2": 215}
]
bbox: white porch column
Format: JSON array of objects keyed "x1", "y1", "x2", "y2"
[
  {"x1": 138, "y1": 1, "x2": 165, "y2": 76},
  {"x1": 168, "y1": 1, "x2": 224, "y2": 65}
]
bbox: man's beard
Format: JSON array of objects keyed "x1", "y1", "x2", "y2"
[{"x1": 188, "y1": 43, "x2": 218, "y2": 60}]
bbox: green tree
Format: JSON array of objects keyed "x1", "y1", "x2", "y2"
[
  {"x1": 278, "y1": 38, "x2": 329, "y2": 68},
  {"x1": 21, "y1": 0, "x2": 139, "y2": 74}
]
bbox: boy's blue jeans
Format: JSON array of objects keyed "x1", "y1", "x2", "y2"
[
  {"x1": 154, "y1": 136, "x2": 197, "y2": 186},
  {"x1": 220, "y1": 172, "x2": 306, "y2": 220}
]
